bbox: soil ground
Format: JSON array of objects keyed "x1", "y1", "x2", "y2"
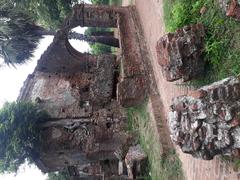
[{"x1": 122, "y1": 0, "x2": 240, "y2": 179}]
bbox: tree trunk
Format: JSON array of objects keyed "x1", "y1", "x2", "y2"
[
  {"x1": 68, "y1": 31, "x2": 120, "y2": 48},
  {"x1": 89, "y1": 31, "x2": 114, "y2": 37}
]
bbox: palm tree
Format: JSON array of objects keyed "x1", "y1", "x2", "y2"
[{"x1": 0, "y1": 2, "x2": 119, "y2": 66}]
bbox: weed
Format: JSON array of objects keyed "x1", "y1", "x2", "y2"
[
  {"x1": 126, "y1": 102, "x2": 184, "y2": 180},
  {"x1": 163, "y1": 0, "x2": 240, "y2": 85}
]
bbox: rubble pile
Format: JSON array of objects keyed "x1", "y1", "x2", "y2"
[{"x1": 169, "y1": 77, "x2": 240, "y2": 159}]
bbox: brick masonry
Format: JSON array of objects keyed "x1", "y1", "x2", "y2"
[{"x1": 156, "y1": 24, "x2": 205, "y2": 82}]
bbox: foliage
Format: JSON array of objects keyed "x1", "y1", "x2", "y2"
[
  {"x1": 47, "y1": 171, "x2": 69, "y2": 180},
  {"x1": 5, "y1": 0, "x2": 78, "y2": 30},
  {"x1": 91, "y1": 0, "x2": 110, "y2": 5},
  {"x1": 163, "y1": 0, "x2": 240, "y2": 85},
  {"x1": 221, "y1": 155, "x2": 240, "y2": 172},
  {"x1": 0, "y1": 101, "x2": 49, "y2": 173},
  {"x1": 85, "y1": 27, "x2": 113, "y2": 54},
  {"x1": 109, "y1": 0, "x2": 123, "y2": 6},
  {"x1": 126, "y1": 102, "x2": 184, "y2": 180},
  {"x1": 0, "y1": 1, "x2": 45, "y2": 66}
]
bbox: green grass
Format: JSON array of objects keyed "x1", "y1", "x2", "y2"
[
  {"x1": 163, "y1": 0, "x2": 240, "y2": 86},
  {"x1": 126, "y1": 102, "x2": 184, "y2": 180},
  {"x1": 109, "y1": 0, "x2": 122, "y2": 6},
  {"x1": 221, "y1": 155, "x2": 240, "y2": 171}
]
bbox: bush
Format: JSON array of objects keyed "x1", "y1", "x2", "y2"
[
  {"x1": 164, "y1": 0, "x2": 240, "y2": 84},
  {"x1": 0, "y1": 101, "x2": 49, "y2": 173}
]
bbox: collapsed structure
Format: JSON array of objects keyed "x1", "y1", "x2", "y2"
[{"x1": 18, "y1": 3, "x2": 149, "y2": 179}]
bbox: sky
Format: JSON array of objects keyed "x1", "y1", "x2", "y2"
[{"x1": 0, "y1": 27, "x2": 90, "y2": 179}]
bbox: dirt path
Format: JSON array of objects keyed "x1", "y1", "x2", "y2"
[{"x1": 122, "y1": 0, "x2": 240, "y2": 179}]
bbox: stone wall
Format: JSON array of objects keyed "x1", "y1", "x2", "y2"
[
  {"x1": 169, "y1": 77, "x2": 240, "y2": 160},
  {"x1": 156, "y1": 24, "x2": 205, "y2": 82}
]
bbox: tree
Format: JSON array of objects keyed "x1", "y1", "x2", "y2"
[
  {"x1": 4, "y1": 0, "x2": 79, "y2": 30},
  {"x1": 0, "y1": 101, "x2": 49, "y2": 173},
  {"x1": 90, "y1": 0, "x2": 110, "y2": 5},
  {"x1": 85, "y1": 27, "x2": 116, "y2": 54}
]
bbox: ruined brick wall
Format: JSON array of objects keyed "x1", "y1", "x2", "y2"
[
  {"x1": 156, "y1": 24, "x2": 205, "y2": 82},
  {"x1": 39, "y1": 100, "x2": 128, "y2": 172},
  {"x1": 18, "y1": 3, "x2": 150, "y2": 176},
  {"x1": 117, "y1": 6, "x2": 149, "y2": 107},
  {"x1": 169, "y1": 77, "x2": 240, "y2": 160},
  {"x1": 19, "y1": 55, "x2": 116, "y2": 118},
  {"x1": 65, "y1": 4, "x2": 125, "y2": 29}
]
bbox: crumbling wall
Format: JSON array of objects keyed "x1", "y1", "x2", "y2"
[
  {"x1": 65, "y1": 4, "x2": 125, "y2": 29},
  {"x1": 156, "y1": 24, "x2": 205, "y2": 81},
  {"x1": 40, "y1": 101, "x2": 128, "y2": 172},
  {"x1": 19, "y1": 54, "x2": 116, "y2": 118},
  {"x1": 117, "y1": 7, "x2": 149, "y2": 107},
  {"x1": 169, "y1": 77, "x2": 240, "y2": 160}
]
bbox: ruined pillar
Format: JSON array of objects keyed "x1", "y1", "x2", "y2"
[
  {"x1": 156, "y1": 24, "x2": 205, "y2": 81},
  {"x1": 169, "y1": 77, "x2": 240, "y2": 159},
  {"x1": 65, "y1": 4, "x2": 125, "y2": 29}
]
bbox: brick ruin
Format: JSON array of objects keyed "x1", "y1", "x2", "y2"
[
  {"x1": 18, "y1": 3, "x2": 149, "y2": 179},
  {"x1": 169, "y1": 77, "x2": 240, "y2": 160},
  {"x1": 156, "y1": 24, "x2": 205, "y2": 82}
]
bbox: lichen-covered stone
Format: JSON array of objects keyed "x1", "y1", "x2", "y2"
[
  {"x1": 156, "y1": 24, "x2": 205, "y2": 81},
  {"x1": 169, "y1": 77, "x2": 240, "y2": 160}
]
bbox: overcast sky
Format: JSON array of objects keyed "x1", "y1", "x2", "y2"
[{"x1": 0, "y1": 27, "x2": 90, "y2": 179}]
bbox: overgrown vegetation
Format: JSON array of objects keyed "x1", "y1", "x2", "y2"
[
  {"x1": 126, "y1": 102, "x2": 183, "y2": 180},
  {"x1": 221, "y1": 155, "x2": 240, "y2": 172},
  {"x1": 85, "y1": 27, "x2": 113, "y2": 55},
  {"x1": 0, "y1": 101, "x2": 49, "y2": 173},
  {"x1": 163, "y1": 0, "x2": 240, "y2": 86}
]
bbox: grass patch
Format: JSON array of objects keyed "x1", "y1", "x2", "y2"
[
  {"x1": 109, "y1": 0, "x2": 123, "y2": 6},
  {"x1": 163, "y1": 0, "x2": 240, "y2": 85},
  {"x1": 221, "y1": 155, "x2": 240, "y2": 171},
  {"x1": 126, "y1": 102, "x2": 184, "y2": 180}
]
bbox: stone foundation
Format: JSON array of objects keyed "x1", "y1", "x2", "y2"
[
  {"x1": 156, "y1": 24, "x2": 205, "y2": 82},
  {"x1": 169, "y1": 77, "x2": 240, "y2": 160}
]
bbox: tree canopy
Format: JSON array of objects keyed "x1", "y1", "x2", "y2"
[
  {"x1": 3, "y1": 0, "x2": 78, "y2": 30},
  {"x1": 0, "y1": 101, "x2": 49, "y2": 173}
]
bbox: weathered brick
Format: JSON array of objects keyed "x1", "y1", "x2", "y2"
[{"x1": 156, "y1": 24, "x2": 205, "y2": 82}]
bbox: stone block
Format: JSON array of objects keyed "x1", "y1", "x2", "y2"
[{"x1": 156, "y1": 24, "x2": 205, "y2": 81}]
